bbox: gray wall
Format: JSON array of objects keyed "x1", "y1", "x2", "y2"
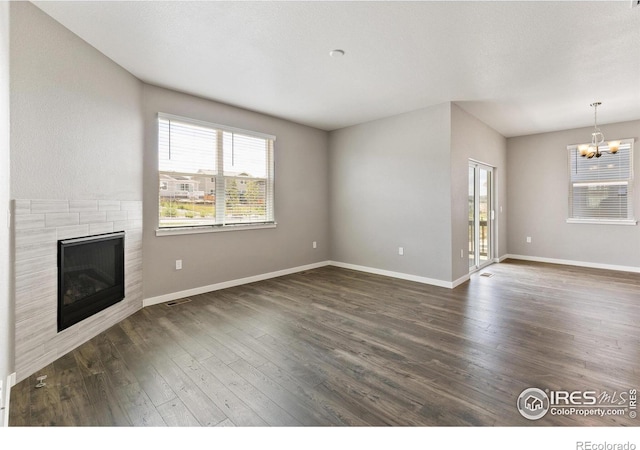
[
  {"x1": 142, "y1": 84, "x2": 330, "y2": 299},
  {"x1": 451, "y1": 103, "x2": 507, "y2": 280},
  {"x1": 507, "y1": 120, "x2": 640, "y2": 268},
  {"x1": 0, "y1": 0, "x2": 13, "y2": 421},
  {"x1": 10, "y1": 2, "x2": 143, "y2": 201},
  {"x1": 329, "y1": 103, "x2": 453, "y2": 283}
]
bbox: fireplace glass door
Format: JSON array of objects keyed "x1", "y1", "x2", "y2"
[{"x1": 58, "y1": 232, "x2": 125, "y2": 331}]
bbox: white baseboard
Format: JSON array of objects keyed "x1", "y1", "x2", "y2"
[
  {"x1": 329, "y1": 261, "x2": 458, "y2": 289},
  {"x1": 451, "y1": 273, "x2": 471, "y2": 288},
  {"x1": 144, "y1": 259, "x2": 485, "y2": 309},
  {"x1": 148, "y1": 253, "x2": 624, "y2": 311},
  {"x1": 143, "y1": 261, "x2": 332, "y2": 307},
  {"x1": 505, "y1": 254, "x2": 640, "y2": 273},
  {"x1": 2, "y1": 372, "x2": 16, "y2": 427},
  {"x1": 495, "y1": 254, "x2": 509, "y2": 263}
]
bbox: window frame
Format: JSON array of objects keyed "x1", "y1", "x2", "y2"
[
  {"x1": 566, "y1": 137, "x2": 636, "y2": 226},
  {"x1": 156, "y1": 112, "x2": 276, "y2": 236}
]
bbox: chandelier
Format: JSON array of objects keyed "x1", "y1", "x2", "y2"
[{"x1": 579, "y1": 102, "x2": 620, "y2": 158}]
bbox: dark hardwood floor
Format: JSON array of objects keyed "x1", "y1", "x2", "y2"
[{"x1": 9, "y1": 260, "x2": 640, "y2": 426}]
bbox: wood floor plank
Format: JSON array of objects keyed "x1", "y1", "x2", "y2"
[
  {"x1": 29, "y1": 382, "x2": 63, "y2": 426},
  {"x1": 73, "y1": 340, "x2": 106, "y2": 378},
  {"x1": 266, "y1": 323, "x2": 490, "y2": 426},
  {"x1": 228, "y1": 357, "x2": 339, "y2": 426},
  {"x1": 92, "y1": 333, "x2": 137, "y2": 388},
  {"x1": 83, "y1": 372, "x2": 131, "y2": 426},
  {"x1": 224, "y1": 323, "x2": 327, "y2": 387},
  {"x1": 155, "y1": 315, "x2": 213, "y2": 362},
  {"x1": 176, "y1": 307, "x2": 242, "y2": 365},
  {"x1": 113, "y1": 382, "x2": 167, "y2": 426},
  {"x1": 51, "y1": 351, "x2": 98, "y2": 426},
  {"x1": 151, "y1": 354, "x2": 229, "y2": 426},
  {"x1": 282, "y1": 302, "x2": 518, "y2": 421},
  {"x1": 115, "y1": 343, "x2": 177, "y2": 408},
  {"x1": 173, "y1": 353, "x2": 267, "y2": 426},
  {"x1": 256, "y1": 360, "x2": 368, "y2": 426},
  {"x1": 199, "y1": 355, "x2": 301, "y2": 426},
  {"x1": 189, "y1": 307, "x2": 270, "y2": 368},
  {"x1": 26, "y1": 363, "x2": 63, "y2": 426},
  {"x1": 130, "y1": 308, "x2": 188, "y2": 359},
  {"x1": 57, "y1": 379, "x2": 98, "y2": 426},
  {"x1": 156, "y1": 397, "x2": 201, "y2": 427},
  {"x1": 8, "y1": 377, "x2": 31, "y2": 426},
  {"x1": 10, "y1": 262, "x2": 640, "y2": 427},
  {"x1": 215, "y1": 418, "x2": 236, "y2": 427},
  {"x1": 203, "y1": 291, "x2": 269, "y2": 339},
  {"x1": 256, "y1": 334, "x2": 387, "y2": 426}
]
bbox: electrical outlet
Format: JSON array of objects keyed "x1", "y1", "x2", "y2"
[
  {"x1": 398, "y1": 247, "x2": 404, "y2": 256},
  {"x1": 461, "y1": 249, "x2": 464, "y2": 259},
  {"x1": 175, "y1": 259, "x2": 182, "y2": 270},
  {"x1": 526, "y1": 237, "x2": 532, "y2": 244},
  {"x1": 312, "y1": 241, "x2": 317, "y2": 249}
]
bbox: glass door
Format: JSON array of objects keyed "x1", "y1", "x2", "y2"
[{"x1": 469, "y1": 161, "x2": 494, "y2": 272}]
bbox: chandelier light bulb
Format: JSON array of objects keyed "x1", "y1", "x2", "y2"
[{"x1": 578, "y1": 144, "x2": 589, "y2": 156}]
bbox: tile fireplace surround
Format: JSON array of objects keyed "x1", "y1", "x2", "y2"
[{"x1": 13, "y1": 199, "x2": 143, "y2": 382}]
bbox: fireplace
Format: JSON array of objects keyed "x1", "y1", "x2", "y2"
[{"x1": 57, "y1": 232, "x2": 125, "y2": 332}]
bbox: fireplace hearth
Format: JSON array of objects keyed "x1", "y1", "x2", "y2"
[{"x1": 58, "y1": 232, "x2": 125, "y2": 331}]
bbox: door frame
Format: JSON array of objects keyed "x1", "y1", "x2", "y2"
[{"x1": 469, "y1": 159, "x2": 495, "y2": 273}]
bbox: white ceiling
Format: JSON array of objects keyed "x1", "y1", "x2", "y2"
[{"x1": 33, "y1": 1, "x2": 640, "y2": 137}]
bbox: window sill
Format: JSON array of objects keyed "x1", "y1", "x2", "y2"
[
  {"x1": 156, "y1": 222, "x2": 277, "y2": 237},
  {"x1": 566, "y1": 218, "x2": 637, "y2": 226}
]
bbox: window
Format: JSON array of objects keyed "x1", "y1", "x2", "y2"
[
  {"x1": 567, "y1": 138, "x2": 635, "y2": 224},
  {"x1": 158, "y1": 113, "x2": 275, "y2": 230}
]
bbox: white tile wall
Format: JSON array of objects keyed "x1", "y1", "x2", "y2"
[{"x1": 12, "y1": 199, "x2": 143, "y2": 382}]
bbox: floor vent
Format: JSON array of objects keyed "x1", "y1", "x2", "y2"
[
  {"x1": 480, "y1": 272, "x2": 494, "y2": 278},
  {"x1": 166, "y1": 298, "x2": 192, "y2": 307}
]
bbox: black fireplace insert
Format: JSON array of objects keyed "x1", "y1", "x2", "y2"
[{"x1": 57, "y1": 232, "x2": 125, "y2": 332}]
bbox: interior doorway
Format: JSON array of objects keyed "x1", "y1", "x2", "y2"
[{"x1": 469, "y1": 161, "x2": 494, "y2": 272}]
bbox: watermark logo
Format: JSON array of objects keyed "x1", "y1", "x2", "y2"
[
  {"x1": 576, "y1": 442, "x2": 637, "y2": 450},
  {"x1": 517, "y1": 387, "x2": 637, "y2": 421},
  {"x1": 517, "y1": 387, "x2": 550, "y2": 420}
]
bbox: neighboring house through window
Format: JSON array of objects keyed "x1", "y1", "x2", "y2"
[{"x1": 158, "y1": 113, "x2": 275, "y2": 230}]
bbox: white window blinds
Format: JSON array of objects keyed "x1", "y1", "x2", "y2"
[
  {"x1": 158, "y1": 113, "x2": 275, "y2": 229},
  {"x1": 567, "y1": 139, "x2": 635, "y2": 224}
]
